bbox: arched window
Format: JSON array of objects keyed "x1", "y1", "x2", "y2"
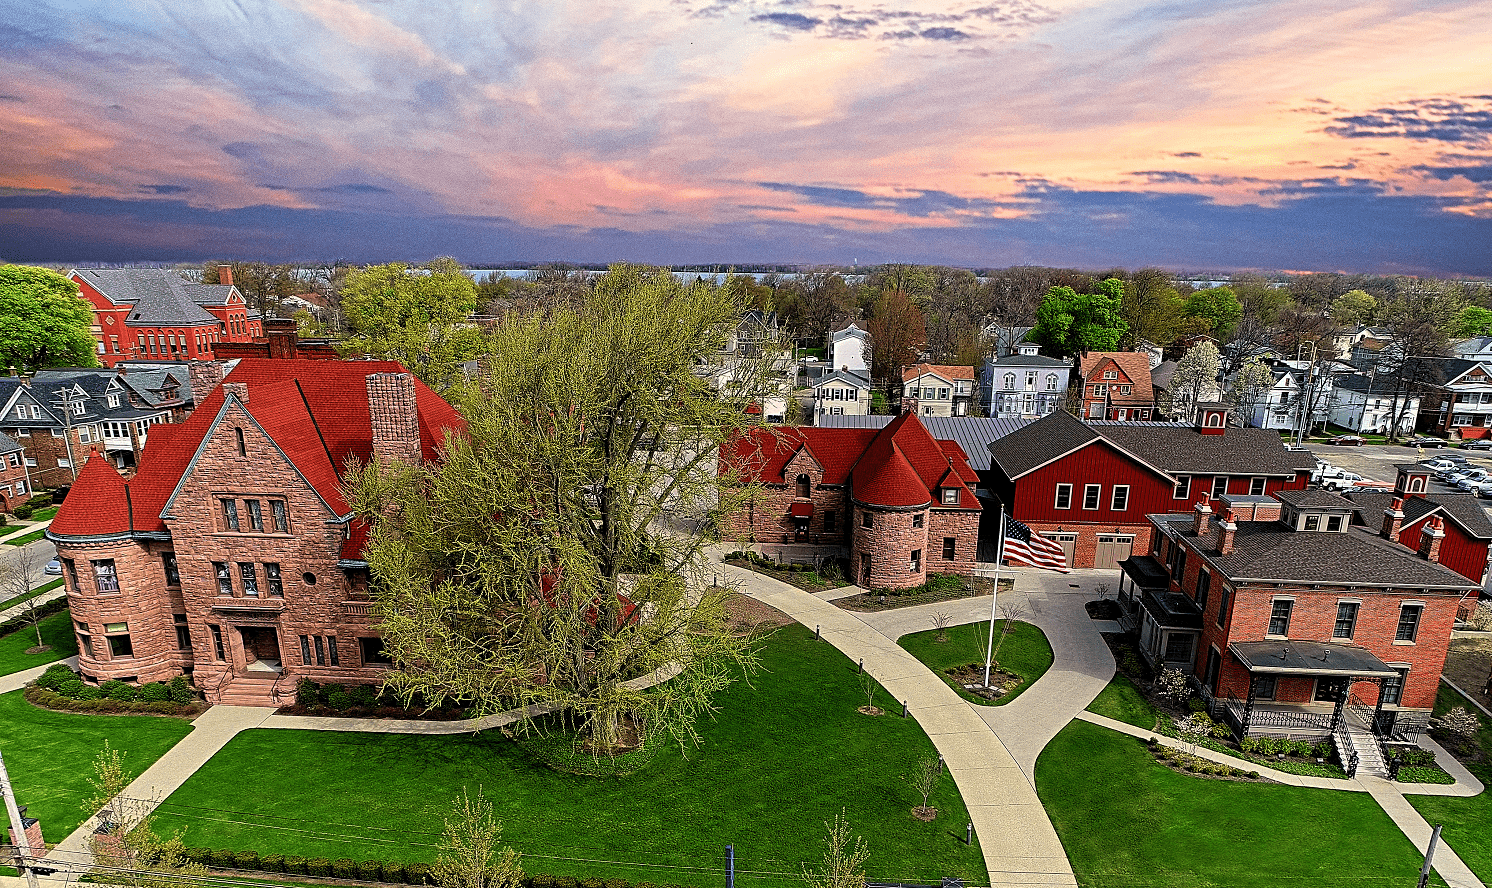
[
  {"x1": 1045, "y1": 374, "x2": 1058, "y2": 391},
  {"x1": 1408, "y1": 477, "x2": 1424, "y2": 493},
  {"x1": 796, "y1": 474, "x2": 810, "y2": 498},
  {"x1": 235, "y1": 427, "x2": 246, "y2": 456},
  {"x1": 1205, "y1": 412, "x2": 1223, "y2": 428},
  {"x1": 1003, "y1": 373, "x2": 1016, "y2": 390}
]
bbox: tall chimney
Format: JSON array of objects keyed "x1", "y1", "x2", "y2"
[
  {"x1": 367, "y1": 372, "x2": 421, "y2": 464},
  {"x1": 1381, "y1": 497, "x2": 1405, "y2": 540},
  {"x1": 222, "y1": 382, "x2": 249, "y2": 405},
  {"x1": 264, "y1": 317, "x2": 298, "y2": 359},
  {"x1": 1418, "y1": 515, "x2": 1445, "y2": 562},
  {"x1": 188, "y1": 361, "x2": 225, "y2": 407},
  {"x1": 217, "y1": 264, "x2": 234, "y2": 288},
  {"x1": 1216, "y1": 507, "x2": 1238, "y2": 555},
  {"x1": 1192, "y1": 495, "x2": 1213, "y2": 536}
]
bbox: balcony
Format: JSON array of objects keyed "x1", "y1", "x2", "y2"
[{"x1": 343, "y1": 601, "x2": 375, "y2": 618}]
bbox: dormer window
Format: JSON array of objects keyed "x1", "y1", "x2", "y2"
[
  {"x1": 942, "y1": 488, "x2": 959, "y2": 505},
  {"x1": 1304, "y1": 514, "x2": 1320, "y2": 531},
  {"x1": 107, "y1": 394, "x2": 120, "y2": 408}
]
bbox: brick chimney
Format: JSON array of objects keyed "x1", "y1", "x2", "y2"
[
  {"x1": 1382, "y1": 496, "x2": 1405, "y2": 540},
  {"x1": 1418, "y1": 515, "x2": 1445, "y2": 562},
  {"x1": 902, "y1": 397, "x2": 919, "y2": 416},
  {"x1": 1192, "y1": 495, "x2": 1212, "y2": 536},
  {"x1": 1216, "y1": 507, "x2": 1239, "y2": 555},
  {"x1": 367, "y1": 372, "x2": 421, "y2": 464},
  {"x1": 222, "y1": 382, "x2": 249, "y2": 405},
  {"x1": 265, "y1": 317, "x2": 298, "y2": 359},
  {"x1": 188, "y1": 361, "x2": 225, "y2": 406},
  {"x1": 217, "y1": 264, "x2": 234, "y2": 287}
]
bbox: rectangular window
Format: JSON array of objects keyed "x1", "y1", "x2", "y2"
[
  {"x1": 910, "y1": 549, "x2": 922, "y2": 573},
  {"x1": 360, "y1": 637, "x2": 393, "y2": 666},
  {"x1": 314, "y1": 635, "x2": 326, "y2": 666},
  {"x1": 1304, "y1": 514, "x2": 1320, "y2": 531},
  {"x1": 1250, "y1": 477, "x2": 1266, "y2": 496},
  {"x1": 239, "y1": 563, "x2": 259, "y2": 596},
  {"x1": 1268, "y1": 599, "x2": 1293, "y2": 637},
  {"x1": 222, "y1": 498, "x2": 240, "y2": 531},
  {"x1": 1395, "y1": 604, "x2": 1423, "y2": 642},
  {"x1": 1211, "y1": 476, "x2": 1228, "y2": 498},
  {"x1": 1215, "y1": 584, "x2": 1231, "y2": 629},
  {"x1": 1173, "y1": 475, "x2": 1190, "y2": 499},
  {"x1": 246, "y1": 499, "x2": 263, "y2": 532},
  {"x1": 1054, "y1": 483, "x2": 1072, "y2": 509},
  {"x1": 862, "y1": 512, "x2": 873, "y2": 528},
  {"x1": 265, "y1": 562, "x2": 283, "y2": 596},
  {"x1": 209, "y1": 625, "x2": 225, "y2": 661},
  {"x1": 942, "y1": 537, "x2": 956, "y2": 559},
  {"x1": 1111, "y1": 485, "x2": 1130, "y2": 512},
  {"x1": 1171, "y1": 548, "x2": 1186, "y2": 582},
  {"x1": 824, "y1": 510, "x2": 836, "y2": 533},
  {"x1": 1196, "y1": 569, "x2": 1210, "y2": 615},
  {"x1": 1163, "y1": 633, "x2": 1193, "y2": 663},
  {"x1": 300, "y1": 635, "x2": 312, "y2": 665},
  {"x1": 942, "y1": 487, "x2": 958, "y2": 505},
  {"x1": 62, "y1": 558, "x2": 78, "y2": 593},
  {"x1": 107, "y1": 632, "x2": 133, "y2": 658},
  {"x1": 937, "y1": 387, "x2": 949, "y2": 400},
  {"x1": 92, "y1": 559, "x2": 120, "y2": 594},
  {"x1": 912, "y1": 512, "x2": 924, "y2": 528},
  {"x1": 78, "y1": 632, "x2": 94, "y2": 658},
  {"x1": 174, "y1": 614, "x2": 190, "y2": 650},
  {"x1": 327, "y1": 635, "x2": 339, "y2": 667},
  {"x1": 271, "y1": 500, "x2": 288, "y2": 533},
  {"x1": 1381, "y1": 668, "x2": 1408, "y2": 705},
  {"x1": 214, "y1": 561, "x2": 233, "y2": 595},
  {"x1": 1326, "y1": 515, "x2": 1343, "y2": 532},
  {"x1": 1252, "y1": 676, "x2": 1278, "y2": 701},
  {"x1": 1082, "y1": 484, "x2": 1101, "y2": 510},
  {"x1": 162, "y1": 552, "x2": 180, "y2": 586}
]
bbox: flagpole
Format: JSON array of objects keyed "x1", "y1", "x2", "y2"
[{"x1": 983, "y1": 512, "x2": 1006, "y2": 688}]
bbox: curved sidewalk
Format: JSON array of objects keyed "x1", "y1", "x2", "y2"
[{"x1": 724, "y1": 561, "x2": 1080, "y2": 888}]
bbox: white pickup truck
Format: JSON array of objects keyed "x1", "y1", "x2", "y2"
[{"x1": 1317, "y1": 468, "x2": 1364, "y2": 492}]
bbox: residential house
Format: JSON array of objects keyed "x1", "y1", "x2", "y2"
[
  {"x1": 1240, "y1": 358, "x2": 1345, "y2": 433},
  {"x1": 980, "y1": 324, "x2": 1034, "y2": 360},
  {"x1": 70, "y1": 266, "x2": 262, "y2": 367},
  {"x1": 981, "y1": 345, "x2": 1070, "y2": 418},
  {"x1": 810, "y1": 370, "x2": 873, "y2": 422},
  {"x1": 1329, "y1": 325, "x2": 1393, "y2": 363},
  {"x1": 1449, "y1": 336, "x2": 1492, "y2": 362},
  {"x1": 46, "y1": 358, "x2": 465, "y2": 704},
  {"x1": 1121, "y1": 485, "x2": 1476, "y2": 766},
  {"x1": 1151, "y1": 360, "x2": 1223, "y2": 422},
  {"x1": 719, "y1": 413, "x2": 981, "y2": 590},
  {"x1": 1328, "y1": 374, "x2": 1420, "y2": 436},
  {"x1": 827, "y1": 319, "x2": 871, "y2": 374},
  {"x1": 901, "y1": 364, "x2": 975, "y2": 417},
  {"x1": 986, "y1": 405, "x2": 1313, "y2": 570},
  {"x1": 1076, "y1": 352, "x2": 1156, "y2": 421},
  {"x1": 1415, "y1": 359, "x2": 1492, "y2": 440},
  {"x1": 0, "y1": 369, "x2": 175, "y2": 486},
  {"x1": 113, "y1": 363, "x2": 196, "y2": 423},
  {"x1": 729, "y1": 310, "x2": 781, "y2": 358},
  {"x1": 0, "y1": 433, "x2": 30, "y2": 512}
]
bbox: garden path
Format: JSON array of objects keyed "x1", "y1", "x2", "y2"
[{"x1": 0, "y1": 655, "x2": 77, "y2": 693}]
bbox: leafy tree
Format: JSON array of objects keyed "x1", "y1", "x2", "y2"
[
  {"x1": 83, "y1": 742, "x2": 208, "y2": 888},
  {"x1": 346, "y1": 265, "x2": 765, "y2": 752},
  {"x1": 1182, "y1": 286, "x2": 1243, "y2": 341},
  {"x1": 1331, "y1": 289, "x2": 1378, "y2": 328},
  {"x1": 1122, "y1": 268, "x2": 1185, "y2": 347},
  {"x1": 202, "y1": 261, "x2": 300, "y2": 317},
  {"x1": 802, "y1": 811, "x2": 870, "y2": 888},
  {"x1": 1163, "y1": 341, "x2": 1221, "y2": 422},
  {"x1": 0, "y1": 265, "x2": 98, "y2": 372},
  {"x1": 865, "y1": 289, "x2": 927, "y2": 403},
  {"x1": 433, "y1": 788, "x2": 523, "y2": 888},
  {"x1": 338, "y1": 257, "x2": 484, "y2": 392},
  {"x1": 1030, "y1": 278, "x2": 1127, "y2": 357},
  {"x1": 1451, "y1": 305, "x2": 1492, "y2": 338},
  {"x1": 1228, "y1": 359, "x2": 1275, "y2": 427}
]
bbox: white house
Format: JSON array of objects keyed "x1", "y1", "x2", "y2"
[
  {"x1": 810, "y1": 370, "x2": 873, "y2": 422},
  {"x1": 980, "y1": 345, "x2": 1069, "y2": 418},
  {"x1": 1242, "y1": 359, "x2": 1345, "y2": 433},
  {"x1": 1328, "y1": 373, "x2": 1420, "y2": 435},
  {"x1": 827, "y1": 320, "x2": 871, "y2": 374},
  {"x1": 901, "y1": 364, "x2": 975, "y2": 417}
]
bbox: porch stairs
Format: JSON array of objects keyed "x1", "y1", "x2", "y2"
[
  {"x1": 213, "y1": 671, "x2": 293, "y2": 707},
  {"x1": 1335, "y1": 724, "x2": 1389, "y2": 778}
]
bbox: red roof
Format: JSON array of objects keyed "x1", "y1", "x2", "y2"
[
  {"x1": 723, "y1": 413, "x2": 980, "y2": 511},
  {"x1": 902, "y1": 363, "x2": 976, "y2": 383},
  {"x1": 51, "y1": 359, "x2": 466, "y2": 556}
]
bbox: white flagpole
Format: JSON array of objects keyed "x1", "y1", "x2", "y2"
[{"x1": 983, "y1": 512, "x2": 1007, "y2": 688}]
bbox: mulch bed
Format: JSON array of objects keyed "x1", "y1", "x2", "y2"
[
  {"x1": 1085, "y1": 599, "x2": 1122, "y2": 620},
  {"x1": 835, "y1": 577, "x2": 997, "y2": 612},
  {"x1": 724, "y1": 592, "x2": 796, "y2": 630},
  {"x1": 945, "y1": 664, "x2": 1023, "y2": 701},
  {"x1": 1444, "y1": 634, "x2": 1492, "y2": 698},
  {"x1": 273, "y1": 703, "x2": 470, "y2": 720}
]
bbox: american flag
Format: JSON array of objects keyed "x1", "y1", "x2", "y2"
[{"x1": 1001, "y1": 513, "x2": 1071, "y2": 573}]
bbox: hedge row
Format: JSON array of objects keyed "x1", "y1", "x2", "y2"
[
  {"x1": 34, "y1": 663, "x2": 196, "y2": 705},
  {"x1": 181, "y1": 847, "x2": 694, "y2": 888},
  {"x1": 25, "y1": 685, "x2": 195, "y2": 716}
]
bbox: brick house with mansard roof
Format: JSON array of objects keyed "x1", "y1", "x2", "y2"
[
  {"x1": 70, "y1": 266, "x2": 262, "y2": 367},
  {"x1": 46, "y1": 358, "x2": 463, "y2": 705},
  {"x1": 1118, "y1": 480, "x2": 1477, "y2": 771},
  {"x1": 720, "y1": 413, "x2": 981, "y2": 590}
]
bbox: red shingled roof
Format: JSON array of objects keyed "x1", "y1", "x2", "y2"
[
  {"x1": 901, "y1": 363, "x2": 976, "y2": 383},
  {"x1": 51, "y1": 359, "x2": 466, "y2": 556}
]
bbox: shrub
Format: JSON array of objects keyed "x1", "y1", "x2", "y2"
[
  {"x1": 167, "y1": 675, "x2": 194, "y2": 704},
  {"x1": 1119, "y1": 651, "x2": 1143, "y2": 676},
  {"x1": 554, "y1": 878, "x2": 579, "y2": 888},
  {"x1": 529, "y1": 875, "x2": 557, "y2": 888},
  {"x1": 210, "y1": 849, "x2": 237, "y2": 868},
  {"x1": 38, "y1": 665, "x2": 75, "y2": 692},
  {"x1": 284, "y1": 856, "x2": 309, "y2": 875},
  {"x1": 358, "y1": 860, "x2": 382, "y2": 881},
  {"x1": 297, "y1": 679, "x2": 321, "y2": 706},
  {"x1": 0, "y1": 513, "x2": 7, "y2": 527},
  {"x1": 1470, "y1": 601, "x2": 1492, "y2": 631},
  {"x1": 77, "y1": 684, "x2": 104, "y2": 701},
  {"x1": 1155, "y1": 668, "x2": 1190, "y2": 705},
  {"x1": 382, "y1": 862, "x2": 407, "y2": 884},
  {"x1": 138, "y1": 682, "x2": 169, "y2": 702},
  {"x1": 1311, "y1": 741, "x2": 1333, "y2": 759},
  {"x1": 326, "y1": 685, "x2": 353, "y2": 710},
  {"x1": 308, "y1": 858, "x2": 333, "y2": 877},
  {"x1": 349, "y1": 684, "x2": 377, "y2": 708},
  {"x1": 1436, "y1": 706, "x2": 1483, "y2": 740},
  {"x1": 580, "y1": 878, "x2": 605, "y2": 888},
  {"x1": 14, "y1": 505, "x2": 33, "y2": 520},
  {"x1": 233, "y1": 851, "x2": 259, "y2": 870},
  {"x1": 104, "y1": 681, "x2": 138, "y2": 702},
  {"x1": 259, "y1": 854, "x2": 285, "y2": 873},
  {"x1": 333, "y1": 857, "x2": 358, "y2": 879},
  {"x1": 404, "y1": 862, "x2": 432, "y2": 885},
  {"x1": 1247, "y1": 770, "x2": 1260, "y2": 779}
]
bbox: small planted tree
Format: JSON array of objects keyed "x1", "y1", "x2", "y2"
[
  {"x1": 931, "y1": 611, "x2": 952, "y2": 643},
  {"x1": 858, "y1": 674, "x2": 881, "y2": 715},
  {"x1": 433, "y1": 788, "x2": 523, "y2": 888},
  {"x1": 1434, "y1": 707, "x2": 1482, "y2": 741},
  {"x1": 1172, "y1": 713, "x2": 1215, "y2": 756},
  {"x1": 84, "y1": 742, "x2": 207, "y2": 888},
  {"x1": 989, "y1": 600, "x2": 1028, "y2": 674},
  {"x1": 908, "y1": 754, "x2": 941, "y2": 821},
  {"x1": 1156, "y1": 668, "x2": 1191, "y2": 706},
  {"x1": 802, "y1": 811, "x2": 869, "y2": 888}
]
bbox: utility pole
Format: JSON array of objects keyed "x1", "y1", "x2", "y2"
[
  {"x1": 0, "y1": 749, "x2": 41, "y2": 888},
  {"x1": 1417, "y1": 823, "x2": 1442, "y2": 888},
  {"x1": 49, "y1": 386, "x2": 86, "y2": 482},
  {"x1": 725, "y1": 844, "x2": 735, "y2": 888}
]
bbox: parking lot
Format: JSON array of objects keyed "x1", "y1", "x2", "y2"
[{"x1": 1302, "y1": 441, "x2": 1492, "y2": 510}]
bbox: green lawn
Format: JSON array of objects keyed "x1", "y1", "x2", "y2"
[
  {"x1": 3, "y1": 528, "x2": 48, "y2": 547},
  {"x1": 155, "y1": 627, "x2": 985, "y2": 887},
  {"x1": 1409, "y1": 685, "x2": 1492, "y2": 885},
  {"x1": 0, "y1": 608, "x2": 77, "y2": 676},
  {"x1": 1084, "y1": 670, "x2": 1161, "y2": 730},
  {"x1": 0, "y1": 577, "x2": 66, "y2": 613},
  {"x1": 898, "y1": 619, "x2": 1053, "y2": 706},
  {"x1": 0, "y1": 689, "x2": 194, "y2": 842},
  {"x1": 1037, "y1": 720, "x2": 1447, "y2": 888}
]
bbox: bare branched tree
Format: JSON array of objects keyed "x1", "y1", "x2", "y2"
[
  {"x1": 802, "y1": 811, "x2": 870, "y2": 888},
  {"x1": 909, "y1": 754, "x2": 941, "y2": 818},
  {"x1": 433, "y1": 787, "x2": 524, "y2": 888}
]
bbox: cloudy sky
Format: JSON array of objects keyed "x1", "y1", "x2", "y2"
[{"x1": 2, "y1": 0, "x2": 1491, "y2": 274}]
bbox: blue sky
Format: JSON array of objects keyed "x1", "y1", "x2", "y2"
[{"x1": 2, "y1": 0, "x2": 1490, "y2": 273}]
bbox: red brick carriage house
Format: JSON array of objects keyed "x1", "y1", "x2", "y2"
[
  {"x1": 46, "y1": 359, "x2": 463, "y2": 705},
  {"x1": 70, "y1": 267, "x2": 262, "y2": 367},
  {"x1": 1121, "y1": 477, "x2": 1481, "y2": 773},
  {"x1": 1077, "y1": 351, "x2": 1156, "y2": 421},
  {"x1": 985, "y1": 404, "x2": 1314, "y2": 570},
  {"x1": 720, "y1": 413, "x2": 981, "y2": 590}
]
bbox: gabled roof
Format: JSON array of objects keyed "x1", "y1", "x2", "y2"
[
  {"x1": 987, "y1": 410, "x2": 1103, "y2": 479},
  {"x1": 902, "y1": 363, "x2": 975, "y2": 383},
  {"x1": 0, "y1": 431, "x2": 21, "y2": 454},
  {"x1": 1079, "y1": 352, "x2": 1152, "y2": 384},
  {"x1": 989, "y1": 353, "x2": 1068, "y2": 368},
  {"x1": 1150, "y1": 360, "x2": 1178, "y2": 391},
  {"x1": 817, "y1": 415, "x2": 1035, "y2": 471},
  {"x1": 1345, "y1": 491, "x2": 1492, "y2": 541},
  {"x1": 72, "y1": 268, "x2": 231, "y2": 326},
  {"x1": 812, "y1": 369, "x2": 872, "y2": 390}
]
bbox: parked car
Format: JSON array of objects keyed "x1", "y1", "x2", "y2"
[
  {"x1": 1463, "y1": 440, "x2": 1492, "y2": 451},
  {"x1": 1423, "y1": 457, "x2": 1466, "y2": 471},
  {"x1": 1406, "y1": 437, "x2": 1448, "y2": 448},
  {"x1": 1327, "y1": 435, "x2": 1365, "y2": 446},
  {"x1": 44, "y1": 559, "x2": 62, "y2": 575},
  {"x1": 1319, "y1": 471, "x2": 1364, "y2": 492},
  {"x1": 1451, "y1": 468, "x2": 1490, "y2": 489},
  {"x1": 1474, "y1": 481, "x2": 1492, "y2": 499}
]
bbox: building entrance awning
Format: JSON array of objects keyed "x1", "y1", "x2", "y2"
[
  {"x1": 788, "y1": 502, "x2": 814, "y2": 521},
  {"x1": 1229, "y1": 641, "x2": 1399, "y2": 678},
  {"x1": 1118, "y1": 555, "x2": 1169, "y2": 590}
]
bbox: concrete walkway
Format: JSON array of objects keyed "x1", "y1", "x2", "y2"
[
  {"x1": 724, "y1": 561, "x2": 1080, "y2": 888},
  {"x1": 0, "y1": 585, "x2": 67, "y2": 624},
  {"x1": 0, "y1": 655, "x2": 78, "y2": 694},
  {"x1": 0, "y1": 518, "x2": 53, "y2": 544},
  {"x1": 1363, "y1": 777, "x2": 1485, "y2": 888}
]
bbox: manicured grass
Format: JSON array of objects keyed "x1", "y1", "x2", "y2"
[
  {"x1": 3, "y1": 528, "x2": 47, "y2": 546},
  {"x1": 1037, "y1": 720, "x2": 1447, "y2": 888},
  {"x1": 0, "y1": 577, "x2": 66, "y2": 613},
  {"x1": 1409, "y1": 684, "x2": 1492, "y2": 885},
  {"x1": 156, "y1": 626, "x2": 985, "y2": 887},
  {"x1": 1084, "y1": 670, "x2": 1161, "y2": 730},
  {"x1": 0, "y1": 607, "x2": 77, "y2": 675},
  {"x1": 897, "y1": 619, "x2": 1053, "y2": 706},
  {"x1": 0, "y1": 689, "x2": 194, "y2": 842}
]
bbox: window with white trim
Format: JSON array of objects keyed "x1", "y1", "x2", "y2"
[
  {"x1": 1267, "y1": 599, "x2": 1293, "y2": 637},
  {"x1": 1211, "y1": 476, "x2": 1228, "y2": 498},
  {"x1": 1054, "y1": 483, "x2": 1072, "y2": 509},
  {"x1": 1111, "y1": 485, "x2": 1130, "y2": 511},
  {"x1": 1395, "y1": 604, "x2": 1422, "y2": 642},
  {"x1": 1083, "y1": 484, "x2": 1101, "y2": 510},
  {"x1": 1250, "y1": 477, "x2": 1266, "y2": 495},
  {"x1": 1173, "y1": 475, "x2": 1190, "y2": 499}
]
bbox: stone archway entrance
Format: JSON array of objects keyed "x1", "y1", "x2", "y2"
[{"x1": 239, "y1": 626, "x2": 282, "y2": 671}]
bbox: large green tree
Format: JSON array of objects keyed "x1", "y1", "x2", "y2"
[
  {"x1": 339, "y1": 257, "x2": 484, "y2": 391},
  {"x1": 346, "y1": 265, "x2": 766, "y2": 752},
  {"x1": 1182, "y1": 286, "x2": 1243, "y2": 341},
  {"x1": 0, "y1": 265, "x2": 98, "y2": 371},
  {"x1": 1030, "y1": 278, "x2": 1128, "y2": 356}
]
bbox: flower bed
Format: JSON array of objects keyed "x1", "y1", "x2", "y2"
[{"x1": 724, "y1": 552, "x2": 848, "y2": 593}]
